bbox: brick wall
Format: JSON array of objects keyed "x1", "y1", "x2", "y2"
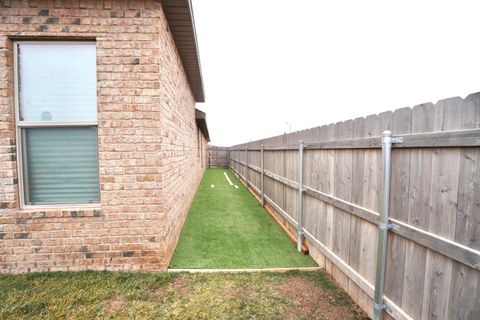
[{"x1": 0, "y1": 0, "x2": 207, "y2": 273}]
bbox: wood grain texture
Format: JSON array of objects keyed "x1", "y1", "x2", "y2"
[
  {"x1": 238, "y1": 152, "x2": 480, "y2": 270},
  {"x1": 349, "y1": 116, "x2": 373, "y2": 314},
  {"x1": 359, "y1": 114, "x2": 381, "y2": 287},
  {"x1": 331, "y1": 120, "x2": 354, "y2": 290},
  {"x1": 246, "y1": 129, "x2": 480, "y2": 151},
  {"x1": 447, "y1": 93, "x2": 480, "y2": 320},
  {"x1": 324, "y1": 124, "x2": 336, "y2": 275},
  {"x1": 226, "y1": 93, "x2": 480, "y2": 320},
  {"x1": 385, "y1": 107, "x2": 411, "y2": 305},
  {"x1": 208, "y1": 146, "x2": 230, "y2": 167},
  {"x1": 422, "y1": 98, "x2": 462, "y2": 320}
]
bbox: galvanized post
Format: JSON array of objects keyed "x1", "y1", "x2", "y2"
[
  {"x1": 297, "y1": 140, "x2": 305, "y2": 252},
  {"x1": 261, "y1": 144, "x2": 265, "y2": 207},
  {"x1": 245, "y1": 146, "x2": 248, "y2": 186},
  {"x1": 373, "y1": 130, "x2": 393, "y2": 320}
]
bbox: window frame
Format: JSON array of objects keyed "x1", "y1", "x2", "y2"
[{"x1": 13, "y1": 40, "x2": 100, "y2": 209}]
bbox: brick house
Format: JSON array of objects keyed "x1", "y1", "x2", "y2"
[{"x1": 0, "y1": 0, "x2": 210, "y2": 273}]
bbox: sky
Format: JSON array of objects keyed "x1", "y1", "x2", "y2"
[{"x1": 191, "y1": 0, "x2": 480, "y2": 146}]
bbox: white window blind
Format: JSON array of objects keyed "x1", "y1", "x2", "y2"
[{"x1": 16, "y1": 42, "x2": 99, "y2": 206}]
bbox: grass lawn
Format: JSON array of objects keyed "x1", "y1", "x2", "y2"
[
  {"x1": 0, "y1": 270, "x2": 368, "y2": 320},
  {"x1": 169, "y1": 168, "x2": 316, "y2": 269}
]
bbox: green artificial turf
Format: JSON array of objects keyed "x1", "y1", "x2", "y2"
[{"x1": 169, "y1": 168, "x2": 317, "y2": 269}]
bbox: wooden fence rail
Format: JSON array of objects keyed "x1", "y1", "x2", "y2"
[
  {"x1": 231, "y1": 157, "x2": 480, "y2": 271},
  {"x1": 223, "y1": 93, "x2": 480, "y2": 320}
]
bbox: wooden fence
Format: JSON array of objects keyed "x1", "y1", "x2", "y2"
[
  {"x1": 226, "y1": 93, "x2": 480, "y2": 320},
  {"x1": 208, "y1": 146, "x2": 230, "y2": 168}
]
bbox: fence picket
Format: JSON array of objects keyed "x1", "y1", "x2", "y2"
[{"x1": 209, "y1": 93, "x2": 480, "y2": 320}]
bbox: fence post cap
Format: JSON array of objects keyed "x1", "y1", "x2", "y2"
[{"x1": 382, "y1": 130, "x2": 392, "y2": 136}]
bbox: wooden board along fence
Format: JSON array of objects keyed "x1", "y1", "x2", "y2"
[
  {"x1": 208, "y1": 146, "x2": 229, "y2": 168},
  {"x1": 224, "y1": 93, "x2": 480, "y2": 320}
]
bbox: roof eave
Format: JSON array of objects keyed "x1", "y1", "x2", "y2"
[
  {"x1": 195, "y1": 108, "x2": 210, "y2": 142},
  {"x1": 161, "y1": 0, "x2": 205, "y2": 102}
]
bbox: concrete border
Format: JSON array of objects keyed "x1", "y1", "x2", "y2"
[{"x1": 167, "y1": 267, "x2": 322, "y2": 273}]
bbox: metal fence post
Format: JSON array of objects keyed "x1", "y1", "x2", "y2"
[
  {"x1": 297, "y1": 140, "x2": 305, "y2": 252},
  {"x1": 373, "y1": 130, "x2": 393, "y2": 320},
  {"x1": 261, "y1": 144, "x2": 265, "y2": 207},
  {"x1": 245, "y1": 146, "x2": 248, "y2": 186}
]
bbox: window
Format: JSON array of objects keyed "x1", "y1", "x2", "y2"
[{"x1": 15, "y1": 42, "x2": 100, "y2": 206}]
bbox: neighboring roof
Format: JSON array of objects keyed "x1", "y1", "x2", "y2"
[
  {"x1": 195, "y1": 109, "x2": 210, "y2": 142},
  {"x1": 161, "y1": 0, "x2": 205, "y2": 102}
]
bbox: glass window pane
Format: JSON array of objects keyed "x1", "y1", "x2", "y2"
[
  {"x1": 24, "y1": 127, "x2": 100, "y2": 204},
  {"x1": 18, "y1": 43, "x2": 97, "y2": 122}
]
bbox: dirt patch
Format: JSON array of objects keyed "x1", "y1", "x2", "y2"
[
  {"x1": 222, "y1": 286, "x2": 240, "y2": 298},
  {"x1": 222, "y1": 285, "x2": 256, "y2": 304},
  {"x1": 169, "y1": 275, "x2": 190, "y2": 296},
  {"x1": 151, "y1": 275, "x2": 190, "y2": 299},
  {"x1": 151, "y1": 287, "x2": 168, "y2": 299},
  {"x1": 277, "y1": 276, "x2": 367, "y2": 320},
  {"x1": 103, "y1": 297, "x2": 125, "y2": 314}
]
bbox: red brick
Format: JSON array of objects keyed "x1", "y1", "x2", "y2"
[{"x1": 0, "y1": 0, "x2": 207, "y2": 274}]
